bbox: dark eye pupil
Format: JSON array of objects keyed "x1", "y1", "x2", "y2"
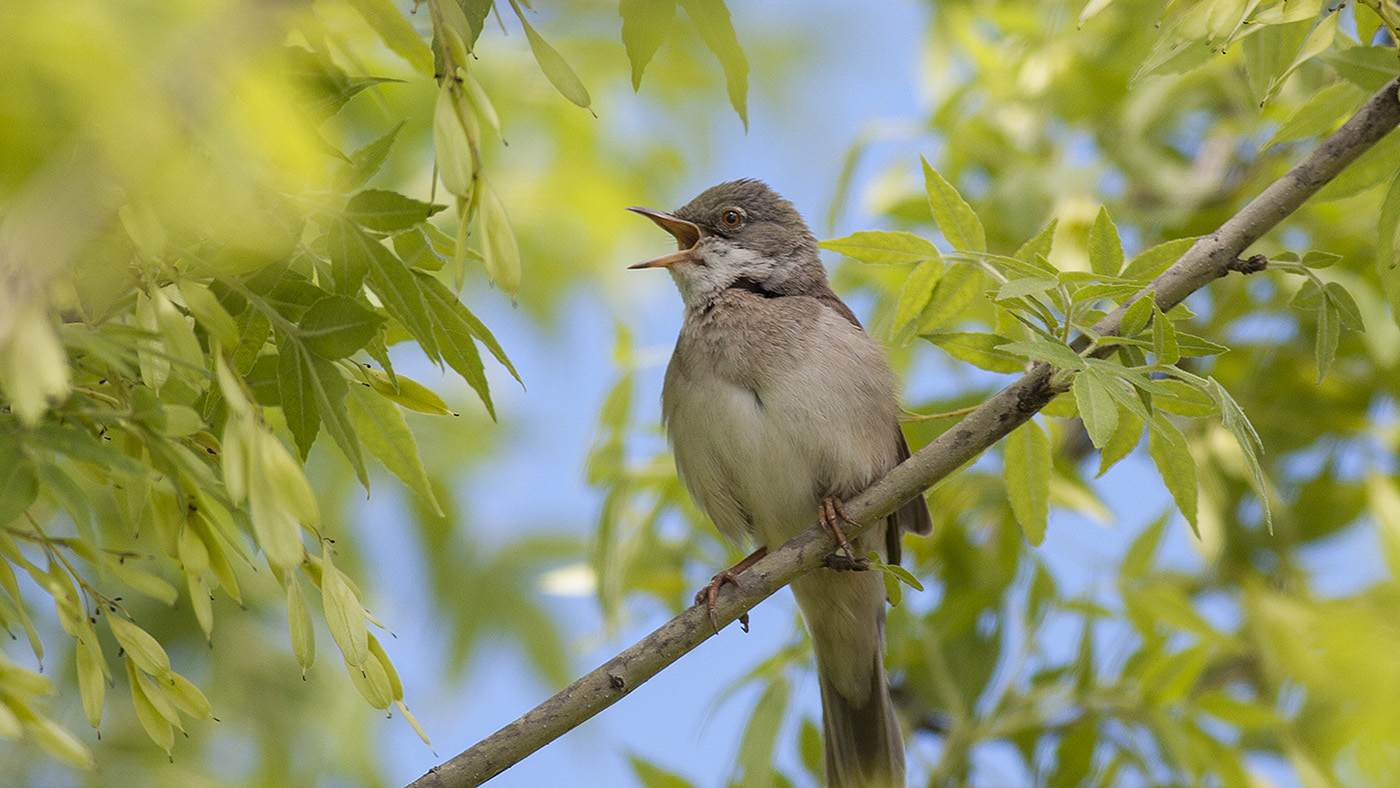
[{"x1": 723, "y1": 211, "x2": 740, "y2": 225}]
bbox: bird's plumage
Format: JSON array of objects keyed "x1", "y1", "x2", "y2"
[{"x1": 633, "y1": 180, "x2": 931, "y2": 788}]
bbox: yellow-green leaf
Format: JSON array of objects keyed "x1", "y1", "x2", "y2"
[
  {"x1": 287, "y1": 572, "x2": 316, "y2": 673},
  {"x1": 677, "y1": 0, "x2": 748, "y2": 128},
  {"x1": 511, "y1": 2, "x2": 593, "y2": 112},
  {"x1": 346, "y1": 382, "x2": 444, "y2": 515},
  {"x1": 819, "y1": 230, "x2": 941, "y2": 265},
  {"x1": 108, "y1": 616, "x2": 170, "y2": 676},
  {"x1": 161, "y1": 670, "x2": 212, "y2": 719},
  {"x1": 346, "y1": 0, "x2": 434, "y2": 76},
  {"x1": 76, "y1": 640, "x2": 105, "y2": 729},
  {"x1": 478, "y1": 179, "x2": 522, "y2": 296},
  {"x1": 321, "y1": 557, "x2": 369, "y2": 667},
  {"x1": 893, "y1": 259, "x2": 945, "y2": 333},
  {"x1": 921, "y1": 156, "x2": 985, "y2": 253},
  {"x1": 1074, "y1": 368, "x2": 1119, "y2": 449},
  {"x1": 1087, "y1": 206, "x2": 1123, "y2": 277},
  {"x1": 127, "y1": 660, "x2": 174, "y2": 753},
  {"x1": 1005, "y1": 420, "x2": 1050, "y2": 545},
  {"x1": 1147, "y1": 412, "x2": 1198, "y2": 530},
  {"x1": 620, "y1": 0, "x2": 676, "y2": 90}
]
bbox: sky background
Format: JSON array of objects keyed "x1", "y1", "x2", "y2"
[{"x1": 340, "y1": 2, "x2": 1389, "y2": 786}]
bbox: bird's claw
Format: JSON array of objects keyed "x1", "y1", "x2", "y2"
[
  {"x1": 819, "y1": 496, "x2": 861, "y2": 562},
  {"x1": 693, "y1": 546, "x2": 767, "y2": 634},
  {"x1": 696, "y1": 570, "x2": 748, "y2": 633}
]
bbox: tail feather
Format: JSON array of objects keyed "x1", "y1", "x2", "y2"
[
  {"x1": 791, "y1": 524, "x2": 906, "y2": 788},
  {"x1": 818, "y1": 654, "x2": 905, "y2": 788}
]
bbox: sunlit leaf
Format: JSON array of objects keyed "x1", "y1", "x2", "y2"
[
  {"x1": 621, "y1": 0, "x2": 676, "y2": 90},
  {"x1": 921, "y1": 157, "x2": 986, "y2": 252},
  {"x1": 510, "y1": 1, "x2": 593, "y2": 112},
  {"x1": 1147, "y1": 412, "x2": 1197, "y2": 530},
  {"x1": 1005, "y1": 419, "x2": 1050, "y2": 545},
  {"x1": 677, "y1": 0, "x2": 749, "y2": 128}
]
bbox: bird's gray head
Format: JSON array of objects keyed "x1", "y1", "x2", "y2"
[{"x1": 628, "y1": 180, "x2": 826, "y2": 308}]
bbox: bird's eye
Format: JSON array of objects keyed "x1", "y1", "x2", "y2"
[{"x1": 720, "y1": 209, "x2": 743, "y2": 228}]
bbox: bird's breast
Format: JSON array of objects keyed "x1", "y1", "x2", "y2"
[{"x1": 662, "y1": 295, "x2": 899, "y2": 548}]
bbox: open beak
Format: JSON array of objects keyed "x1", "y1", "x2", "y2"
[{"x1": 627, "y1": 207, "x2": 703, "y2": 269}]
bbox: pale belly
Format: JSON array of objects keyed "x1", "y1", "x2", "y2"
[{"x1": 665, "y1": 347, "x2": 896, "y2": 550}]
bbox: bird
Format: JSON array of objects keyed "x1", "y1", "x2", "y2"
[{"x1": 628, "y1": 179, "x2": 933, "y2": 788}]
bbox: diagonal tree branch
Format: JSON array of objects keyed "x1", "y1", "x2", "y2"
[{"x1": 406, "y1": 76, "x2": 1400, "y2": 788}]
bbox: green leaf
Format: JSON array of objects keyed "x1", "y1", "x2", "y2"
[
  {"x1": 478, "y1": 180, "x2": 522, "y2": 296},
  {"x1": 629, "y1": 755, "x2": 697, "y2": 788},
  {"x1": 1049, "y1": 717, "x2": 1096, "y2": 788},
  {"x1": 0, "y1": 437, "x2": 38, "y2": 528},
  {"x1": 287, "y1": 572, "x2": 315, "y2": 672},
  {"x1": 996, "y1": 276, "x2": 1058, "y2": 301},
  {"x1": 923, "y1": 331, "x2": 1024, "y2": 373},
  {"x1": 677, "y1": 0, "x2": 749, "y2": 128},
  {"x1": 1174, "y1": 332, "x2": 1230, "y2": 357},
  {"x1": 346, "y1": 382, "x2": 444, "y2": 515},
  {"x1": 276, "y1": 334, "x2": 366, "y2": 484},
  {"x1": 1210, "y1": 378, "x2": 1271, "y2": 530},
  {"x1": 1087, "y1": 206, "x2": 1124, "y2": 277},
  {"x1": 1378, "y1": 171, "x2": 1400, "y2": 321},
  {"x1": 819, "y1": 230, "x2": 941, "y2": 265},
  {"x1": 415, "y1": 272, "x2": 518, "y2": 382},
  {"x1": 1263, "y1": 82, "x2": 1366, "y2": 148},
  {"x1": 1317, "y1": 127, "x2": 1400, "y2": 201},
  {"x1": 334, "y1": 122, "x2": 405, "y2": 193},
  {"x1": 1120, "y1": 293, "x2": 1154, "y2": 336},
  {"x1": 997, "y1": 339, "x2": 1085, "y2": 371},
  {"x1": 893, "y1": 259, "x2": 945, "y2": 332},
  {"x1": 415, "y1": 274, "x2": 496, "y2": 417},
  {"x1": 509, "y1": 1, "x2": 592, "y2": 111},
  {"x1": 921, "y1": 157, "x2": 986, "y2": 252},
  {"x1": 177, "y1": 279, "x2": 240, "y2": 347},
  {"x1": 1096, "y1": 407, "x2": 1144, "y2": 477},
  {"x1": 916, "y1": 263, "x2": 983, "y2": 332},
  {"x1": 75, "y1": 640, "x2": 105, "y2": 728},
  {"x1": 620, "y1": 0, "x2": 676, "y2": 90},
  {"x1": 108, "y1": 616, "x2": 171, "y2": 676},
  {"x1": 1317, "y1": 45, "x2": 1400, "y2": 90},
  {"x1": 1005, "y1": 420, "x2": 1050, "y2": 546},
  {"x1": 335, "y1": 221, "x2": 441, "y2": 361},
  {"x1": 1152, "y1": 303, "x2": 1179, "y2": 365},
  {"x1": 1147, "y1": 412, "x2": 1197, "y2": 530},
  {"x1": 735, "y1": 678, "x2": 788, "y2": 788},
  {"x1": 298, "y1": 295, "x2": 384, "y2": 359},
  {"x1": 1015, "y1": 219, "x2": 1058, "y2": 267},
  {"x1": 1073, "y1": 368, "x2": 1119, "y2": 449},
  {"x1": 1121, "y1": 237, "x2": 1194, "y2": 281},
  {"x1": 321, "y1": 557, "x2": 369, "y2": 667},
  {"x1": 345, "y1": 189, "x2": 446, "y2": 232},
  {"x1": 346, "y1": 0, "x2": 434, "y2": 76},
  {"x1": 362, "y1": 366, "x2": 453, "y2": 415},
  {"x1": 1314, "y1": 296, "x2": 1338, "y2": 383},
  {"x1": 1323, "y1": 282, "x2": 1364, "y2": 332}
]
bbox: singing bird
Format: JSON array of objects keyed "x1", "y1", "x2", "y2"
[{"x1": 629, "y1": 180, "x2": 932, "y2": 787}]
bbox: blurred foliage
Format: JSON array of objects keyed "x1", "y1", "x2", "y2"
[
  {"x1": 0, "y1": 0, "x2": 746, "y2": 783},
  {"x1": 595, "y1": 1, "x2": 1400, "y2": 787}
]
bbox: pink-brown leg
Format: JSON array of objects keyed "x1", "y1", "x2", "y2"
[
  {"x1": 694, "y1": 546, "x2": 768, "y2": 633},
  {"x1": 819, "y1": 496, "x2": 863, "y2": 562}
]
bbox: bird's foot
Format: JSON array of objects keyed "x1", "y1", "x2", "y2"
[
  {"x1": 819, "y1": 496, "x2": 862, "y2": 562},
  {"x1": 824, "y1": 552, "x2": 871, "y2": 572},
  {"x1": 694, "y1": 546, "x2": 767, "y2": 633}
]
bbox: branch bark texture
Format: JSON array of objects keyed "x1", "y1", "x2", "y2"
[{"x1": 407, "y1": 77, "x2": 1400, "y2": 788}]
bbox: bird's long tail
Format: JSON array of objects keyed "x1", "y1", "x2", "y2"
[{"x1": 791, "y1": 548, "x2": 905, "y2": 788}]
